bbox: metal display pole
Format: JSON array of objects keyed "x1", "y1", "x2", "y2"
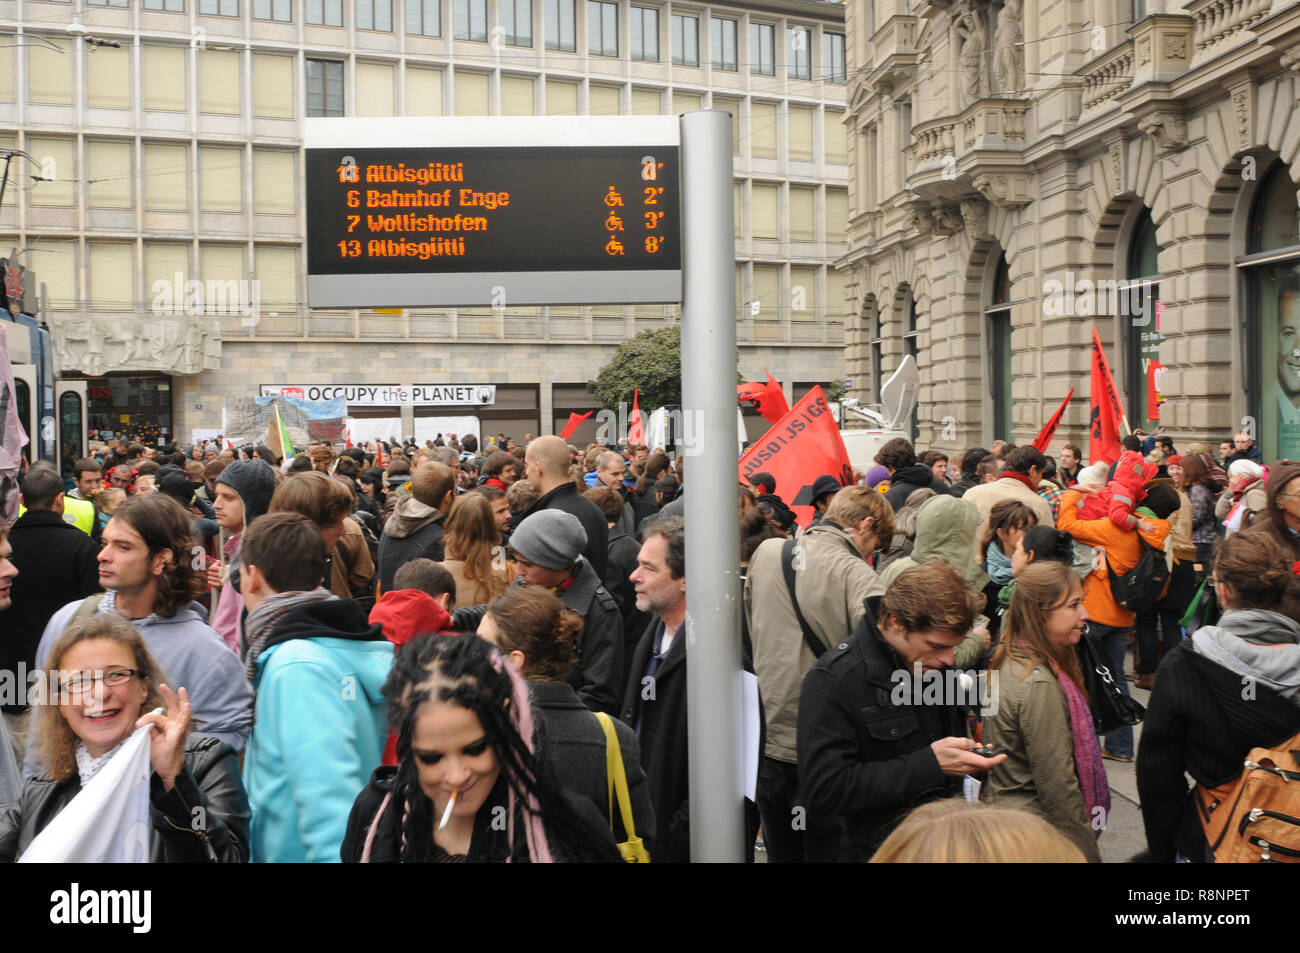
[{"x1": 679, "y1": 109, "x2": 744, "y2": 862}]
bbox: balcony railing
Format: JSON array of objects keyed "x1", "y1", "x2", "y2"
[
  {"x1": 1079, "y1": 41, "x2": 1135, "y2": 117},
  {"x1": 1188, "y1": 0, "x2": 1273, "y2": 60}
]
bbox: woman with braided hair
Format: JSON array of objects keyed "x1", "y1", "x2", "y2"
[{"x1": 341, "y1": 633, "x2": 620, "y2": 862}]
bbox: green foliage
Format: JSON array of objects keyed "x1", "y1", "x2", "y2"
[
  {"x1": 587, "y1": 325, "x2": 682, "y2": 410},
  {"x1": 825, "y1": 379, "x2": 846, "y2": 402},
  {"x1": 587, "y1": 325, "x2": 745, "y2": 411}
]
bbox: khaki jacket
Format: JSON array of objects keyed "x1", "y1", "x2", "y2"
[
  {"x1": 745, "y1": 523, "x2": 885, "y2": 762},
  {"x1": 983, "y1": 654, "x2": 1103, "y2": 862},
  {"x1": 962, "y1": 476, "x2": 1054, "y2": 562}
]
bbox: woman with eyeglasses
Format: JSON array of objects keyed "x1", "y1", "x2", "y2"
[{"x1": 0, "y1": 615, "x2": 250, "y2": 862}]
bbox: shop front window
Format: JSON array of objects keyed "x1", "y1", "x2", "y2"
[
  {"x1": 83, "y1": 375, "x2": 174, "y2": 445},
  {"x1": 1243, "y1": 162, "x2": 1300, "y2": 461},
  {"x1": 59, "y1": 390, "x2": 84, "y2": 479}
]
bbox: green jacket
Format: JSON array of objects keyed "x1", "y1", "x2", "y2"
[{"x1": 982, "y1": 653, "x2": 1103, "y2": 862}]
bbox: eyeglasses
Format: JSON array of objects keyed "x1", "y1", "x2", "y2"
[{"x1": 58, "y1": 669, "x2": 143, "y2": 695}]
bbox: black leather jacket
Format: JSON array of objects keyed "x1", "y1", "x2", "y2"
[{"x1": 0, "y1": 736, "x2": 250, "y2": 862}]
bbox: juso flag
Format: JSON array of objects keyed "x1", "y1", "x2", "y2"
[
  {"x1": 19, "y1": 717, "x2": 155, "y2": 863},
  {"x1": 737, "y1": 370, "x2": 790, "y2": 425},
  {"x1": 738, "y1": 386, "x2": 853, "y2": 528}
]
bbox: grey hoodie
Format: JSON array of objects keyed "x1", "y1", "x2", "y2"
[
  {"x1": 376, "y1": 496, "x2": 446, "y2": 593},
  {"x1": 1191, "y1": 609, "x2": 1300, "y2": 704},
  {"x1": 23, "y1": 591, "x2": 255, "y2": 781}
]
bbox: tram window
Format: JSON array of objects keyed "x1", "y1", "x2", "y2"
[
  {"x1": 60, "y1": 391, "x2": 84, "y2": 478},
  {"x1": 14, "y1": 378, "x2": 31, "y2": 451}
]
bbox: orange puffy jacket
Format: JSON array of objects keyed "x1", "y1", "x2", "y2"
[{"x1": 1057, "y1": 488, "x2": 1171, "y2": 629}]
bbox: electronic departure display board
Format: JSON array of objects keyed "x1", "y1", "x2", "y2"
[{"x1": 305, "y1": 117, "x2": 683, "y2": 309}]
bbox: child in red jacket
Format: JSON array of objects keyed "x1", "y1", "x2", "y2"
[{"x1": 1076, "y1": 450, "x2": 1158, "y2": 531}]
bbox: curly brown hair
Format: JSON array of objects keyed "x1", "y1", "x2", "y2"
[{"x1": 485, "y1": 586, "x2": 583, "y2": 681}]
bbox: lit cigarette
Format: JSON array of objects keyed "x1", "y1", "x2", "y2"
[{"x1": 438, "y1": 791, "x2": 457, "y2": 831}]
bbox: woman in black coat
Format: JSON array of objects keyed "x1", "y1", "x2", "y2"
[
  {"x1": 1136, "y1": 532, "x2": 1300, "y2": 862},
  {"x1": 342, "y1": 632, "x2": 621, "y2": 863},
  {"x1": 476, "y1": 586, "x2": 654, "y2": 856},
  {"x1": 0, "y1": 615, "x2": 249, "y2": 862}
]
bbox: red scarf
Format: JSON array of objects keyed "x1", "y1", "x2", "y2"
[{"x1": 999, "y1": 470, "x2": 1038, "y2": 492}]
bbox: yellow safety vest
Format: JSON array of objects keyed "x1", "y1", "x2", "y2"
[{"x1": 16, "y1": 496, "x2": 96, "y2": 537}]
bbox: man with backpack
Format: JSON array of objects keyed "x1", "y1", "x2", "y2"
[{"x1": 1058, "y1": 482, "x2": 1178, "y2": 763}]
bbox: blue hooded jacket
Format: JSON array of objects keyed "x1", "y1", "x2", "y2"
[{"x1": 242, "y1": 597, "x2": 393, "y2": 863}]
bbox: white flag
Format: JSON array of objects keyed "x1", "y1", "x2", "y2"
[{"x1": 19, "y1": 718, "x2": 156, "y2": 863}]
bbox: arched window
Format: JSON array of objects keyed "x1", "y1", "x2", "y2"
[
  {"x1": 1241, "y1": 162, "x2": 1300, "y2": 460},
  {"x1": 985, "y1": 254, "x2": 1013, "y2": 441},
  {"x1": 1121, "y1": 208, "x2": 1162, "y2": 428}
]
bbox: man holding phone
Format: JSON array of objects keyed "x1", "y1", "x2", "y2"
[{"x1": 797, "y1": 561, "x2": 1007, "y2": 862}]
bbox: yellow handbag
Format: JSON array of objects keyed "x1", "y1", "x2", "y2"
[{"x1": 594, "y1": 712, "x2": 651, "y2": 863}]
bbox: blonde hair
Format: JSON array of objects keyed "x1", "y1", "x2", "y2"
[
  {"x1": 823, "y1": 486, "x2": 896, "y2": 545},
  {"x1": 870, "y1": 799, "x2": 1086, "y2": 863},
  {"x1": 38, "y1": 615, "x2": 170, "y2": 782}
]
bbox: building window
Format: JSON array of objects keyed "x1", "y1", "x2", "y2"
[
  {"x1": 252, "y1": 0, "x2": 291, "y2": 19},
  {"x1": 546, "y1": 0, "x2": 576, "y2": 50},
  {"x1": 588, "y1": 1, "x2": 617, "y2": 56},
  {"x1": 88, "y1": 0, "x2": 129, "y2": 6},
  {"x1": 986, "y1": 256, "x2": 1013, "y2": 442},
  {"x1": 1120, "y1": 208, "x2": 1162, "y2": 428},
  {"x1": 455, "y1": 0, "x2": 488, "y2": 40},
  {"x1": 501, "y1": 0, "x2": 532, "y2": 46},
  {"x1": 357, "y1": 0, "x2": 393, "y2": 30},
  {"x1": 711, "y1": 17, "x2": 737, "y2": 71},
  {"x1": 869, "y1": 306, "x2": 884, "y2": 404},
  {"x1": 1242, "y1": 161, "x2": 1300, "y2": 461},
  {"x1": 788, "y1": 27, "x2": 811, "y2": 79},
  {"x1": 306, "y1": 0, "x2": 343, "y2": 24},
  {"x1": 630, "y1": 7, "x2": 658, "y2": 61},
  {"x1": 750, "y1": 22, "x2": 774, "y2": 75},
  {"x1": 672, "y1": 14, "x2": 698, "y2": 66},
  {"x1": 144, "y1": 0, "x2": 185, "y2": 8},
  {"x1": 406, "y1": 0, "x2": 440, "y2": 36},
  {"x1": 306, "y1": 59, "x2": 344, "y2": 116},
  {"x1": 199, "y1": 0, "x2": 238, "y2": 15},
  {"x1": 824, "y1": 32, "x2": 846, "y2": 83}
]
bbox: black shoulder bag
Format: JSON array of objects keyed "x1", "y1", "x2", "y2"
[
  {"x1": 781, "y1": 538, "x2": 827, "y2": 659},
  {"x1": 1076, "y1": 625, "x2": 1145, "y2": 734}
]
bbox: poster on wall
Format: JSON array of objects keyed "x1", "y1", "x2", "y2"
[
  {"x1": 413, "y1": 416, "x2": 480, "y2": 448},
  {"x1": 346, "y1": 417, "x2": 405, "y2": 447}
]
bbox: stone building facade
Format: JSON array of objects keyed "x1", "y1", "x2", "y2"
[
  {"x1": 5, "y1": 0, "x2": 852, "y2": 450},
  {"x1": 840, "y1": 0, "x2": 1300, "y2": 462}
]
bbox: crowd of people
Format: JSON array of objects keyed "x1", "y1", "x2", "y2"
[{"x1": 0, "y1": 422, "x2": 1295, "y2": 864}]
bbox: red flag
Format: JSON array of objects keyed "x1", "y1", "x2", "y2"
[
  {"x1": 1089, "y1": 327, "x2": 1127, "y2": 464},
  {"x1": 628, "y1": 389, "x2": 645, "y2": 445},
  {"x1": 737, "y1": 370, "x2": 790, "y2": 425},
  {"x1": 559, "y1": 411, "x2": 594, "y2": 441},
  {"x1": 1032, "y1": 388, "x2": 1074, "y2": 452},
  {"x1": 738, "y1": 386, "x2": 853, "y2": 528},
  {"x1": 346, "y1": 428, "x2": 352, "y2": 448}
]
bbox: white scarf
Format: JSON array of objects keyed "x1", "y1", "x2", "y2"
[{"x1": 75, "y1": 740, "x2": 127, "y2": 787}]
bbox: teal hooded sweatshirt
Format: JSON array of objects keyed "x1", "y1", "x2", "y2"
[{"x1": 243, "y1": 598, "x2": 394, "y2": 863}]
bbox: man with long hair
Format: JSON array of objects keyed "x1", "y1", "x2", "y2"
[{"x1": 22, "y1": 494, "x2": 252, "y2": 780}]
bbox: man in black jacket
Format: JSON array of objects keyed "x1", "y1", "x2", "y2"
[
  {"x1": 878, "y1": 437, "x2": 954, "y2": 511},
  {"x1": 3, "y1": 467, "x2": 101, "y2": 758},
  {"x1": 797, "y1": 560, "x2": 1003, "y2": 862},
  {"x1": 620, "y1": 516, "x2": 690, "y2": 862},
  {"x1": 584, "y1": 485, "x2": 649, "y2": 692},
  {"x1": 376, "y1": 461, "x2": 454, "y2": 593},
  {"x1": 519, "y1": 436, "x2": 608, "y2": 578}
]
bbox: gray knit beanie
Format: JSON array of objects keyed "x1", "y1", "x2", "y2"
[{"x1": 510, "y1": 510, "x2": 588, "y2": 570}]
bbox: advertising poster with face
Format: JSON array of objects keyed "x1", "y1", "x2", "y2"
[{"x1": 1267, "y1": 268, "x2": 1300, "y2": 460}]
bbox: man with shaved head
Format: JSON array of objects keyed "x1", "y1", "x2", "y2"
[{"x1": 520, "y1": 435, "x2": 609, "y2": 578}]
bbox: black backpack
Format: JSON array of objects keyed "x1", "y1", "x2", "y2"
[{"x1": 1106, "y1": 536, "x2": 1170, "y2": 615}]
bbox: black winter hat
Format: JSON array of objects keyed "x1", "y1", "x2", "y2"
[
  {"x1": 214, "y1": 459, "x2": 278, "y2": 526},
  {"x1": 1139, "y1": 482, "x2": 1180, "y2": 520},
  {"x1": 158, "y1": 472, "x2": 196, "y2": 506}
]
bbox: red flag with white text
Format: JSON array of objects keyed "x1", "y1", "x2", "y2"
[{"x1": 628, "y1": 389, "x2": 645, "y2": 445}]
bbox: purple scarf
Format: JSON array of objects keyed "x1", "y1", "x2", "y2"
[{"x1": 1045, "y1": 656, "x2": 1110, "y2": 836}]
